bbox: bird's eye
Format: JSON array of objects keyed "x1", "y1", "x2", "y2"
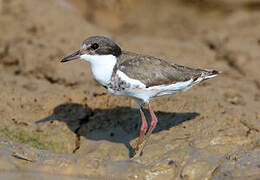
[{"x1": 91, "y1": 43, "x2": 99, "y2": 50}]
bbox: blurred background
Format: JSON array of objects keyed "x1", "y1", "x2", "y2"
[{"x1": 0, "y1": 0, "x2": 259, "y2": 179}]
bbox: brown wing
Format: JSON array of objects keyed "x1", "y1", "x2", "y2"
[{"x1": 118, "y1": 51, "x2": 207, "y2": 87}]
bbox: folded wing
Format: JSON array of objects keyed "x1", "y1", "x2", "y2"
[{"x1": 118, "y1": 51, "x2": 217, "y2": 88}]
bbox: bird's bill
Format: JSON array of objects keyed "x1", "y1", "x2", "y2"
[{"x1": 60, "y1": 50, "x2": 81, "y2": 63}]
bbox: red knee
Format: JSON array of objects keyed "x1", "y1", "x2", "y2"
[
  {"x1": 150, "y1": 119, "x2": 158, "y2": 127},
  {"x1": 141, "y1": 122, "x2": 148, "y2": 132}
]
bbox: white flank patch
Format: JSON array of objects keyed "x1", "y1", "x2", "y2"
[
  {"x1": 80, "y1": 54, "x2": 117, "y2": 86},
  {"x1": 117, "y1": 70, "x2": 146, "y2": 88},
  {"x1": 107, "y1": 70, "x2": 148, "y2": 100}
]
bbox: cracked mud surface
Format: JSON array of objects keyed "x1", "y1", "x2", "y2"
[{"x1": 0, "y1": 0, "x2": 259, "y2": 179}]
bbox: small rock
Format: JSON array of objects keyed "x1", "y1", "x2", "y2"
[
  {"x1": 210, "y1": 135, "x2": 251, "y2": 146},
  {"x1": 168, "y1": 160, "x2": 175, "y2": 165},
  {"x1": 181, "y1": 160, "x2": 218, "y2": 180}
]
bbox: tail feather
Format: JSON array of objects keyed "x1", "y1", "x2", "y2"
[
  {"x1": 192, "y1": 69, "x2": 219, "y2": 82},
  {"x1": 203, "y1": 69, "x2": 220, "y2": 79},
  {"x1": 179, "y1": 69, "x2": 219, "y2": 92}
]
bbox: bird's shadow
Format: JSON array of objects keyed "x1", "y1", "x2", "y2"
[{"x1": 36, "y1": 103, "x2": 199, "y2": 157}]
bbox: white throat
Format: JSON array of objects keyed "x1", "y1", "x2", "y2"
[{"x1": 80, "y1": 54, "x2": 117, "y2": 86}]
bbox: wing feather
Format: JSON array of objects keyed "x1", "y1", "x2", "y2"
[{"x1": 117, "y1": 51, "x2": 206, "y2": 87}]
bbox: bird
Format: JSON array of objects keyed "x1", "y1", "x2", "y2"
[{"x1": 61, "y1": 36, "x2": 219, "y2": 156}]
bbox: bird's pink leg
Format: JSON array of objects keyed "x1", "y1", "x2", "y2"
[
  {"x1": 135, "y1": 108, "x2": 148, "y2": 151},
  {"x1": 147, "y1": 104, "x2": 158, "y2": 135},
  {"x1": 133, "y1": 104, "x2": 158, "y2": 156}
]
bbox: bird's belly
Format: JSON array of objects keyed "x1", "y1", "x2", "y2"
[
  {"x1": 107, "y1": 86, "x2": 180, "y2": 103},
  {"x1": 107, "y1": 87, "x2": 157, "y2": 102},
  {"x1": 107, "y1": 78, "x2": 194, "y2": 102}
]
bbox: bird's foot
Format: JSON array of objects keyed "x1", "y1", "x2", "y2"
[
  {"x1": 130, "y1": 136, "x2": 151, "y2": 159},
  {"x1": 129, "y1": 140, "x2": 139, "y2": 158},
  {"x1": 129, "y1": 140, "x2": 143, "y2": 158}
]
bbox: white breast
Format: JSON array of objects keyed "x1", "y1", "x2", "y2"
[{"x1": 80, "y1": 54, "x2": 117, "y2": 86}]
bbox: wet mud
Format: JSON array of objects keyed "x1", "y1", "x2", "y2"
[{"x1": 0, "y1": 0, "x2": 259, "y2": 179}]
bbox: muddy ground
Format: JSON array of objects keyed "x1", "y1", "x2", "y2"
[{"x1": 0, "y1": 0, "x2": 259, "y2": 179}]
